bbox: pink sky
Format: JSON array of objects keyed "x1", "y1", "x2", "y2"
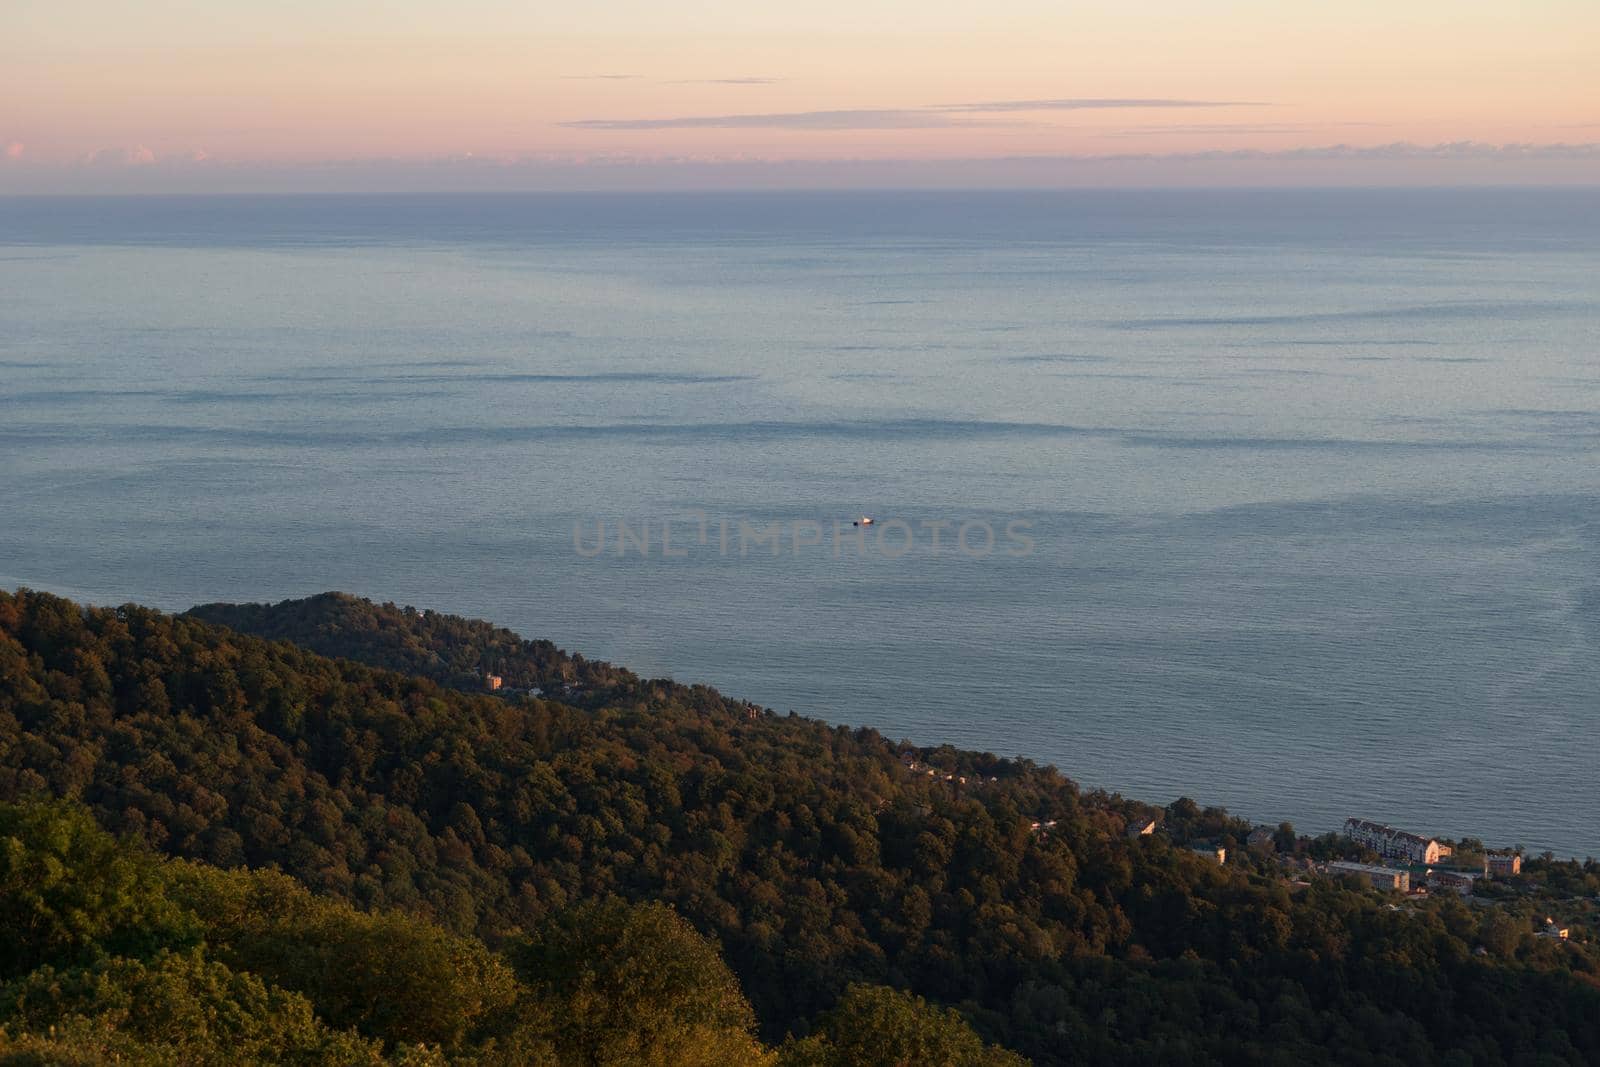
[{"x1": 5, "y1": 0, "x2": 1598, "y2": 189}]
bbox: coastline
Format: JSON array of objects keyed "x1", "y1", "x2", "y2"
[{"x1": 5, "y1": 576, "x2": 1589, "y2": 863}]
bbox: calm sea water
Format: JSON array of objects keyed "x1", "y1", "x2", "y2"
[{"x1": 2, "y1": 190, "x2": 1597, "y2": 857}]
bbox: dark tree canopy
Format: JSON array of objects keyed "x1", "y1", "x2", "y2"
[{"x1": 3, "y1": 588, "x2": 1599, "y2": 1065}]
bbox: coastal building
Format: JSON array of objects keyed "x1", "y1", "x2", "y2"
[
  {"x1": 1328, "y1": 861, "x2": 1410, "y2": 893},
  {"x1": 1539, "y1": 920, "x2": 1570, "y2": 941},
  {"x1": 1127, "y1": 818, "x2": 1157, "y2": 839},
  {"x1": 1342, "y1": 818, "x2": 1441, "y2": 865},
  {"x1": 1246, "y1": 826, "x2": 1276, "y2": 852},
  {"x1": 483, "y1": 674, "x2": 503, "y2": 692},
  {"x1": 1487, "y1": 852, "x2": 1522, "y2": 877},
  {"x1": 1427, "y1": 870, "x2": 1481, "y2": 897},
  {"x1": 1189, "y1": 844, "x2": 1226, "y2": 865}
]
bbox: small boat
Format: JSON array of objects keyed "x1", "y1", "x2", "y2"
[{"x1": 853, "y1": 516, "x2": 875, "y2": 526}]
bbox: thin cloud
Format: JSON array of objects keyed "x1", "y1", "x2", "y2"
[
  {"x1": 563, "y1": 97, "x2": 1259, "y2": 131},
  {"x1": 15, "y1": 140, "x2": 1596, "y2": 196},
  {"x1": 942, "y1": 98, "x2": 1265, "y2": 112},
  {"x1": 563, "y1": 109, "x2": 975, "y2": 131},
  {"x1": 1145, "y1": 140, "x2": 1600, "y2": 160},
  {"x1": 1107, "y1": 122, "x2": 1386, "y2": 136},
  {"x1": 68, "y1": 139, "x2": 1600, "y2": 171},
  {"x1": 1110, "y1": 125, "x2": 1312, "y2": 136},
  {"x1": 561, "y1": 74, "x2": 640, "y2": 81},
  {"x1": 82, "y1": 145, "x2": 156, "y2": 167},
  {"x1": 667, "y1": 77, "x2": 784, "y2": 85}
]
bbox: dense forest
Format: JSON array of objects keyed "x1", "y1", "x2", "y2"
[
  {"x1": 0, "y1": 797, "x2": 1018, "y2": 1064},
  {"x1": 187, "y1": 593, "x2": 668, "y2": 712},
  {"x1": 3, "y1": 588, "x2": 1599, "y2": 1064}
]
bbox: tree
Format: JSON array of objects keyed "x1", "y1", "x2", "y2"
[
  {"x1": 167, "y1": 863, "x2": 520, "y2": 1051},
  {"x1": 0, "y1": 800, "x2": 198, "y2": 979},
  {"x1": 509, "y1": 898, "x2": 774, "y2": 1066},
  {"x1": 0, "y1": 951, "x2": 385, "y2": 1065},
  {"x1": 779, "y1": 985, "x2": 1026, "y2": 1067}
]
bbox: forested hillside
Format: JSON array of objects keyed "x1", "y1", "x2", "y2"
[
  {"x1": 187, "y1": 592, "x2": 682, "y2": 712},
  {"x1": 3, "y1": 588, "x2": 1599, "y2": 1064},
  {"x1": 0, "y1": 798, "x2": 1016, "y2": 1064}
]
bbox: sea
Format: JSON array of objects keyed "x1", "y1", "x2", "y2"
[{"x1": 2, "y1": 189, "x2": 1597, "y2": 858}]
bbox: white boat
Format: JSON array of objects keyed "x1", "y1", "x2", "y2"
[{"x1": 853, "y1": 516, "x2": 875, "y2": 526}]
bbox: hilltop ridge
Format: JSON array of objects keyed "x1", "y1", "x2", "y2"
[{"x1": 186, "y1": 593, "x2": 646, "y2": 709}]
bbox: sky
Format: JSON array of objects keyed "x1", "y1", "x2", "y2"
[{"x1": 5, "y1": 0, "x2": 1599, "y2": 191}]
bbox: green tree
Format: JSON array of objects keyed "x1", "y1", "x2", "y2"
[
  {"x1": 167, "y1": 863, "x2": 519, "y2": 1051},
  {"x1": 509, "y1": 898, "x2": 774, "y2": 1066},
  {"x1": 779, "y1": 985, "x2": 1027, "y2": 1067},
  {"x1": 0, "y1": 951, "x2": 384, "y2": 1065},
  {"x1": 0, "y1": 800, "x2": 198, "y2": 979}
]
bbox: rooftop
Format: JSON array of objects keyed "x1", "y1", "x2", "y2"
[
  {"x1": 1329, "y1": 860, "x2": 1407, "y2": 877},
  {"x1": 1344, "y1": 818, "x2": 1433, "y2": 845}
]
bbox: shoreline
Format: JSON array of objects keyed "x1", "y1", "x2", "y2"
[{"x1": 6, "y1": 576, "x2": 1592, "y2": 863}]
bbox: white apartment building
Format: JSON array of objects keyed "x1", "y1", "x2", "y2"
[{"x1": 1342, "y1": 818, "x2": 1442, "y2": 865}]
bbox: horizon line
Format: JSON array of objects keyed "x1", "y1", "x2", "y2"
[{"x1": 5, "y1": 179, "x2": 1600, "y2": 197}]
